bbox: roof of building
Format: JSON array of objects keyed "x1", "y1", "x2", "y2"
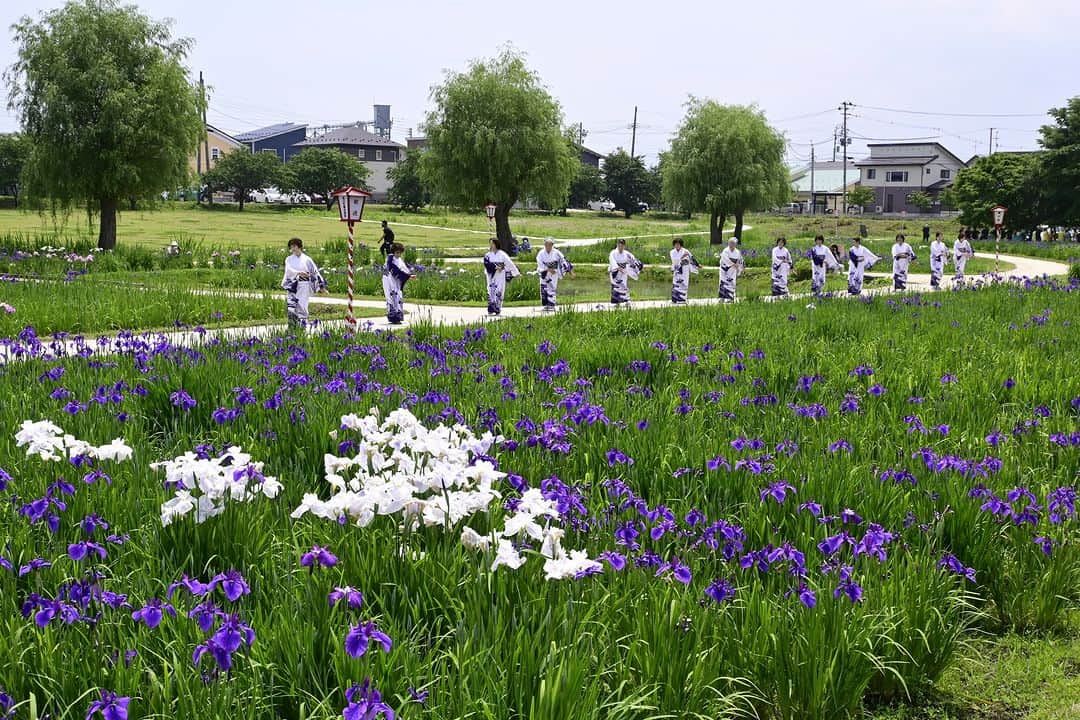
[
  {"x1": 296, "y1": 126, "x2": 404, "y2": 148},
  {"x1": 863, "y1": 142, "x2": 966, "y2": 166},
  {"x1": 854, "y1": 156, "x2": 937, "y2": 167},
  {"x1": 206, "y1": 123, "x2": 243, "y2": 147},
  {"x1": 789, "y1": 161, "x2": 855, "y2": 182},
  {"x1": 233, "y1": 122, "x2": 307, "y2": 143},
  {"x1": 580, "y1": 146, "x2": 604, "y2": 159},
  {"x1": 790, "y1": 168, "x2": 857, "y2": 193}
]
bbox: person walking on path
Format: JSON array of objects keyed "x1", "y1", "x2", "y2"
[
  {"x1": 669, "y1": 237, "x2": 700, "y2": 304},
  {"x1": 482, "y1": 237, "x2": 520, "y2": 316},
  {"x1": 891, "y1": 233, "x2": 917, "y2": 291},
  {"x1": 847, "y1": 237, "x2": 881, "y2": 295},
  {"x1": 382, "y1": 242, "x2": 415, "y2": 324},
  {"x1": 953, "y1": 231, "x2": 974, "y2": 281},
  {"x1": 810, "y1": 235, "x2": 840, "y2": 295},
  {"x1": 608, "y1": 238, "x2": 642, "y2": 305},
  {"x1": 536, "y1": 238, "x2": 573, "y2": 311},
  {"x1": 379, "y1": 220, "x2": 395, "y2": 257},
  {"x1": 718, "y1": 237, "x2": 745, "y2": 301},
  {"x1": 770, "y1": 237, "x2": 793, "y2": 296},
  {"x1": 281, "y1": 237, "x2": 327, "y2": 326},
  {"x1": 929, "y1": 232, "x2": 949, "y2": 289}
]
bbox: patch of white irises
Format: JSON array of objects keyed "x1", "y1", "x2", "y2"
[{"x1": 153, "y1": 446, "x2": 281, "y2": 526}]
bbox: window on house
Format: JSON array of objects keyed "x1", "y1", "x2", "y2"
[
  {"x1": 211, "y1": 148, "x2": 220, "y2": 161},
  {"x1": 886, "y1": 171, "x2": 908, "y2": 183},
  {"x1": 940, "y1": 169, "x2": 951, "y2": 179},
  {"x1": 927, "y1": 168, "x2": 932, "y2": 174},
  {"x1": 388, "y1": 150, "x2": 396, "y2": 161},
  {"x1": 866, "y1": 169, "x2": 876, "y2": 180},
  {"x1": 358, "y1": 149, "x2": 365, "y2": 159},
  {"x1": 376, "y1": 150, "x2": 383, "y2": 161}
]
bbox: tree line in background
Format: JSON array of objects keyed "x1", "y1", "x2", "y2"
[{"x1": 1, "y1": 1, "x2": 1078, "y2": 249}]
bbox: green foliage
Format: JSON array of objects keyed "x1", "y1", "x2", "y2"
[
  {"x1": 847, "y1": 185, "x2": 875, "y2": 211},
  {"x1": 203, "y1": 150, "x2": 281, "y2": 211},
  {"x1": 280, "y1": 148, "x2": 370, "y2": 205},
  {"x1": 0, "y1": 133, "x2": 29, "y2": 204},
  {"x1": 568, "y1": 162, "x2": 604, "y2": 209},
  {"x1": 663, "y1": 99, "x2": 789, "y2": 242},
  {"x1": 387, "y1": 148, "x2": 430, "y2": 211},
  {"x1": 421, "y1": 48, "x2": 578, "y2": 247},
  {"x1": 907, "y1": 191, "x2": 933, "y2": 213},
  {"x1": 1037, "y1": 96, "x2": 1080, "y2": 225},
  {"x1": 603, "y1": 150, "x2": 650, "y2": 218},
  {"x1": 6, "y1": 0, "x2": 205, "y2": 248},
  {"x1": 942, "y1": 153, "x2": 1042, "y2": 230}
]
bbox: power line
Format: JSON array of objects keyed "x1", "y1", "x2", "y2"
[{"x1": 857, "y1": 104, "x2": 1045, "y2": 119}]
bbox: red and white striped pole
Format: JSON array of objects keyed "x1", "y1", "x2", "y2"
[{"x1": 346, "y1": 220, "x2": 356, "y2": 327}]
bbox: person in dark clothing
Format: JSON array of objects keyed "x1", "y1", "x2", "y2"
[
  {"x1": 379, "y1": 221, "x2": 395, "y2": 256},
  {"x1": 922, "y1": 224, "x2": 931, "y2": 242}
]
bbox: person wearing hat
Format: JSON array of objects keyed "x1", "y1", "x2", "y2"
[
  {"x1": 890, "y1": 233, "x2": 917, "y2": 291},
  {"x1": 846, "y1": 236, "x2": 880, "y2": 295},
  {"x1": 378, "y1": 220, "x2": 395, "y2": 257},
  {"x1": 770, "y1": 237, "x2": 793, "y2": 297},
  {"x1": 810, "y1": 235, "x2": 839, "y2": 295},
  {"x1": 608, "y1": 238, "x2": 642, "y2": 305},
  {"x1": 718, "y1": 237, "x2": 744, "y2": 301},
  {"x1": 482, "y1": 236, "x2": 520, "y2": 315},
  {"x1": 669, "y1": 237, "x2": 700, "y2": 304},
  {"x1": 535, "y1": 237, "x2": 572, "y2": 311}
]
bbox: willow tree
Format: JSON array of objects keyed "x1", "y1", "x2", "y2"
[
  {"x1": 663, "y1": 100, "x2": 789, "y2": 243},
  {"x1": 421, "y1": 48, "x2": 577, "y2": 250},
  {"x1": 6, "y1": 0, "x2": 204, "y2": 249}
]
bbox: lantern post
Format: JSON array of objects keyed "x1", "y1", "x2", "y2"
[
  {"x1": 991, "y1": 204, "x2": 1007, "y2": 275},
  {"x1": 484, "y1": 202, "x2": 496, "y2": 231},
  {"x1": 331, "y1": 186, "x2": 372, "y2": 328}
]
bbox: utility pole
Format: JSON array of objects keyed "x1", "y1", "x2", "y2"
[
  {"x1": 630, "y1": 106, "x2": 638, "y2": 158},
  {"x1": 810, "y1": 144, "x2": 816, "y2": 216},
  {"x1": 839, "y1": 101, "x2": 852, "y2": 217},
  {"x1": 988, "y1": 128, "x2": 994, "y2": 155},
  {"x1": 578, "y1": 122, "x2": 585, "y2": 146},
  {"x1": 832, "y1": 127, "x2": 838, "y2": 162}
]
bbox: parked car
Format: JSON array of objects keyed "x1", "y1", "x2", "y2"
[
  {"x1": 251, "y1": 187, "x2": 284, "y2": 203},
  {"x1": 285, "y1": 192, "x2": 311, "y2": 204},
  {"x1": 587, "y1": 199, "x2": 616, "y2": 212},
  {"x1": 637, "y1": 202, "x2": 649, "y2": 213}
]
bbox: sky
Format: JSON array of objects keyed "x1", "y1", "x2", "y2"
[{"x1": 2, "y1": 0, "x2": 1077, "y2": 168}]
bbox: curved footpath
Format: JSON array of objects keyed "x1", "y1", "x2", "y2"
[{"x1": 0, "y1": 252, "x2": 1070, "y2": 364}]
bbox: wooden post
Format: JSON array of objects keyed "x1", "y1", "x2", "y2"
[{"x1": 347, "y1": 220, "x2": 356, "y2": 327}]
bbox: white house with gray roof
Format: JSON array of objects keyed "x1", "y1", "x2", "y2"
[
  {"x1": 294, "y1": 125, "x2": 404, "y2": 201},
  {"x1": 855, "y1": 142, "x2": 967, "y2": 214}
]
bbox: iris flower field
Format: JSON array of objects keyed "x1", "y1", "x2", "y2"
[{"x1": 0, "y1": 277, "x2": 1078, "y2": 719}]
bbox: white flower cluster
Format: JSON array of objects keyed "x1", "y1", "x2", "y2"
[
  {"x1": 153, "y1": 447, "x2": 282, "y2": 526},
  {"x1": 15, "y1": 420, "x2": 133, "y2": 463},
  {"x1": 292, "y1": 408, "x2": 601, "y2": 580}
]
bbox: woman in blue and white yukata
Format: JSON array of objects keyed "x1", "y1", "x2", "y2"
[
  {"x1": 482, "y1": 237, "x2": 520, "y2": 315},
  {"x1": 809, "y1": 234, "x2": 839, "y2": 295},
  {"x1": 718, "y1": 237, "x2": 744, "y2": 301},
  {"x1": 281, "y1": 237, "x2": 327, "y2": 325},
  {"x1": 382, "y1": 242, "x2": 415, "y2": 325},
  {"x1": 953, "y1": 231, "x2": 974, "y2": 282},
  {"x1": 847, "y1": 237, "x2": 881, "y2": 295},
  {"x1": 536, "y1": 238, "x2": 572, "y2": 311},
  {"x1": 929, "y1": 232, "x2": 949, "y2": 289},
  {"x1": 669, "y1": 237, "x2": 700, "y2": 304},
  {"x1": 770, "y1": 237, "x2": 793, "y2": 296},
  {"x1": 890, "y1": 233, "x2": 917, "y2": 291},
  {"x1": 608, "y1": 238, "x2": 642, "y2": 305}
]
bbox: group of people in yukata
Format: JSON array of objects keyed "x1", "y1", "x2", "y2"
[{"x1": 280, "y1": 224, "x2": 980, "y2": 327}]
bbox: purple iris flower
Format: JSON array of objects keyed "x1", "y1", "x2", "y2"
[
  {"x1": 867, "y1": 384, "x2": 885, "y2": 396},
  {"x1": 408, "y1": 686, "x2": 429, "y2": 705},
  {"x1": 86, "y1": 690, "x2": 130, "y2": 720},
  {"x1": 817, "y1": 533, "x2": 848, "y2": 556},
  {"x1": 328, "y1": 586, "x2": 364, "y2": 610},
  {"x1": 80, "y1": 513, "x2": 110, "y2": 536},
  {"x1": 18, "y1": 558, "x2": 51, "y2": 577},
  {"x1": 1034, "y1": 536, "x2": 1054, "y2": 557},
  {"x1": 210, "y1": 570, "x2": 251, "y2": 602},
  {"x1": 704, "y1": 578, "x2": 736, "y2": 605},
  {"x1": 344, "y1": 621, "x2": 393, "y2": 659},
  {"x1": 797, "y1": 584, "x2": 817, "y2": 608},
  {"x1": 167, "y1": 574, "x2": 211, "y2": 599},
  {"x1": 131, "y1": 598, "x2": 176, "y2": 629},
  {"x1": 169, "y1": 389, "x2": 196, "y2": 410},
  {"x1": 68, "y1": 541, "x2": 107, "y2": 562},
  {"x1": 760, "y1": 480, "x2": 795, "y2": 505},
  {"x1": 833, "y1": 566, "x2": 864, "y2": 603},
  {"x1": 706, "y1": 455, "x2": 731, "y2": 472},
  {"x1": 300, "y1": 545, "x2": 339, "y2": 571},
  {"x1": 1002, "y1": 377, "x2": 1016, "y2": 389},
  {"x1": 656, "y1": 557, "x2": 692, "y2": 584},
  {"x1": 343, "y1": 679, "x2": 395, "y2": 720},
  {"x1": 828, "y1": 439, "x2": 852, "y2": 454},
  {"x1": 599, "y1": 551, "x2": 627, "y2": 571},
  {"x1": 188, "y1": 601, "x2": 221, "y2": 632}
]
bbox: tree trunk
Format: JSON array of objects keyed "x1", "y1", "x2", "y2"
[
  {"x1": 709, "y1": 210, "x2": 726, "y2": 245},
  {"x1": 734, "y1": 210, "x2": 744, "y2": 241},
  {"x1": 98, "y1": 198, "x2": 118, "y2": 250},
  {"x1": 494, "y1": 203, "x2": 513, "y2": 253},
  {"x1": 238, "y1": 192, "x2": 246, "y2": 212}
]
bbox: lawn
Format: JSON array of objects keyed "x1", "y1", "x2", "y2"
[{"x1": 0, "y1": 279, "x2": 1077, "y2": 719}]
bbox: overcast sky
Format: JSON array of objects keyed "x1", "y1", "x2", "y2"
[{"x1": 3, "y1": 0, "x2": 1077, "y2": 167}]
